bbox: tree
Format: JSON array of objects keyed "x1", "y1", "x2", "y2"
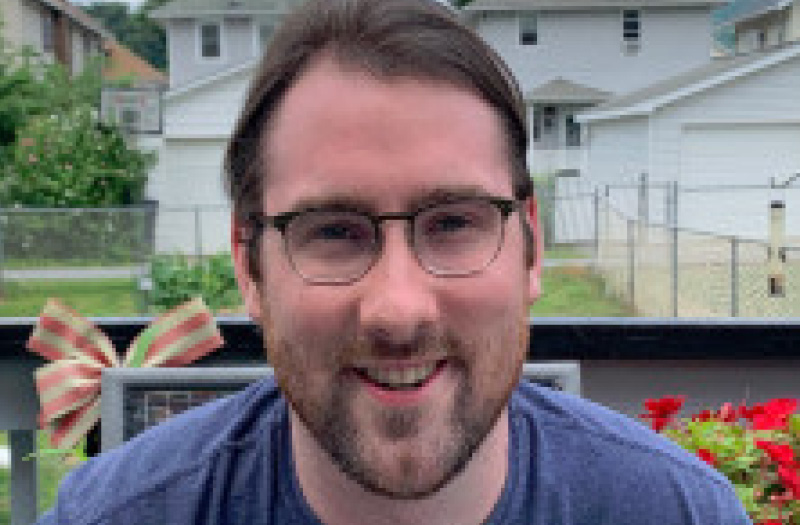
[
  {"x1": 83, "y1": 2, "x2": 168, "y2": 71},
  {"x1": 2, "y1": 105, "x2": 153, "y2": 207}
]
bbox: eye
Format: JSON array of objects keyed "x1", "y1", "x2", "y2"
[
  {"x1": 312, "y1": 221, "x2": 369, "y2": 241},
  {"x1": 290, "y1": 212, "x2": 374, "y2": 250},
  {"x1": 428, "y1": 213, "x2": 472, "y2": 234}
]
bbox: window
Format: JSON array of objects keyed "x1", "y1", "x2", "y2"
[
  {"x1": 566, "y1": 114, "x2": 581, "y2": 147},
  {"x1": 623, "y1": 10, "x2": 641, "y2": 42},
  {"x1": 42, "y1": 11, "x2": 55, "y2": 52},
  {"x1": 543, "y1": 106, "x2": 556, "y2": 131},
  {"x1": 532, "y1": 107, "x2": 541, "y2": 142},
  {"x1": 200, "y1": 22, "x2": 221, "y2": 59},
  {"x1": 757, "y1": 29, "x2": 767, "y2": 49},
  {"x1": 519, "y1": 14, "x2": 538, "y2": 45}
]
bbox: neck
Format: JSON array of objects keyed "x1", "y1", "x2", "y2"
[{"x1": 291, "y1": 409, "x2": 510, "y2": 525}]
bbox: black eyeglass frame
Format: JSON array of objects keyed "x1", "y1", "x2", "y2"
[{"x1": 242, "y1": 196, "x2": 521, "y2": 285}]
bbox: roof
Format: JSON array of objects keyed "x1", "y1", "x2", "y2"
[
  {"x1": 38, "y1": 0, "x2": 111, "y2": 38},
  {"x1": 104, "y1": 40, "x2": 168, "y2": 86},
  {"x1": 165, "y1": 58, "x2": 258, "y2": 100},
  {"x1": 152, "y1": 0, "x2": 304, "y2": 19},
  {"x1": 578, "y1": 39, "x2": 800, "y2": 122},
  {"x1": 718, "y1": 0, "x2": 792, "y2": 26},
  {"x1": 465, "y1": 0, "x2": 727, "y2": 11},
  {"x1": 526, "y1": 78, "x2": 612, "y2": 103}
]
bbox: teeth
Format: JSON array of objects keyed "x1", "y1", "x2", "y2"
[{"x1": 361, "y1": 363, "x2": 438, "y2": 389}]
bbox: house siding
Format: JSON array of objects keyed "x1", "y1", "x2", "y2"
[
  {"x1": 165, "y1": 68, "x2": 250, "y2": 137},
  {"x1": 167, "y1": 17, "x2": 258, "y2": 88},
  {"x1": 474, "y1": 7, "x2": 715, "y2": 96},
  {"x1": 3, "y1": 0, "x2": 51, "y2": 59}
]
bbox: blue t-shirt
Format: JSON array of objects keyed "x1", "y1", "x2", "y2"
[{"x1": 38, "y1": 378, "x2": 752, "y2": 524}]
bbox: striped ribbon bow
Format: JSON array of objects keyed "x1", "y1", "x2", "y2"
[{"x1": 27, "y1": 297, "x2": 225, "y2": 450}]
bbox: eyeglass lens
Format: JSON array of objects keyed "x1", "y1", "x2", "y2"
[{"x1": 284, "y1": 199, "x2": 506, "y2": 283}]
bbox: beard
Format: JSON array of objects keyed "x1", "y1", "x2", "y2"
[{"x1": 264, "y1": 312, "x2": 527, "y2": 499}]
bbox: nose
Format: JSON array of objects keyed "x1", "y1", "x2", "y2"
[{"x1": 356, "y1": 221, "x2": 440, "y2": 349}]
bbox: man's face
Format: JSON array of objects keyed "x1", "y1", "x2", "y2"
[{"x1": 233, "y1": 58, "x2": 540, "y2": 498}]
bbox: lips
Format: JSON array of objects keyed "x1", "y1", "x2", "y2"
[{"x1": 354, "y1": 361, "x2": 445, "y2": 391}]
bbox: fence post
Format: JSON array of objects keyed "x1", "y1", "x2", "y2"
[
  {"x1": 731, "y1": 237, "x2": 739, "y2": 317},
  {"x1": 638, "y1": 172, "x2": 649, "y2": 224},
  {"x1": 627, "y1": 219, "x2": 635, "y2": 309},
  {"x1": 670, "y1": 181, "x2": 679, "y2": 317},
  {"x1": 194, "y1": 206, "x2": 203, "y2": 260},
  {"x1": 9, "y1": 429, "x2": 37, "y2": 525},
  {"x1": 593, "y1": 188, "x2": 600, "y2": 269},
  {"x1": 0, "y1": 210, "x2": 4, "y2": 298}
]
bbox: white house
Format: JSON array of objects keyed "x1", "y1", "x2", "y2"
[
  {"x1": 727, "y1": 0, "x2": 800, "y2": 53},
  {"x1": 0, "y1": 0, "x2": 107, "y2": 75},
  {"x1": 144, "y1": 0, "x2": 304, "y2": 254},
  {"x1": 462, "y1": 0, "x2": 726, "y2": 174},
  {"x1": 577, "y1": 40, "x2": 800, "y2": 240}
]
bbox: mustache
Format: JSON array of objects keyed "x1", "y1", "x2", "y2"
[{"x1": 341, "y1": 325, "x2": 458, "y2": 362}]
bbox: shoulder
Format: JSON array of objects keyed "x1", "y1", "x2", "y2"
[
  {"x1": 52, "y1": 377, "x2": 287, "y2": 524},
  {"x1": 509, "y1": 382, "x2": 751, "y2": 523}
]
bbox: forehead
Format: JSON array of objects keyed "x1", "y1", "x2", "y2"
[{"x1": 261, "y1": 57, "x2": 513, "y2": 212}]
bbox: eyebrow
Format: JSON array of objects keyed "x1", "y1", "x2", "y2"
[{"x1": 283, "y1": 186, "x2": 499, "y2": 216}]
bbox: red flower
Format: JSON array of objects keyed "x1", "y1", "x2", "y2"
[
  {"x1": 752, "y1": 399, "x2": 798, "y2": 431},
  {"x1": 716, "y1": 402, "x2": 738, "y2": 423},
  {"x1": 777, "y1": 464, "x2": 800, "y2": 500},
  {"x1": 692, "y1": 409, "x2": 714, "y2": 422},
  {"x1": 696, "y1": 448, "x2": 718, "y2": 467},
  {"x1": 740, "y1": 403, "x2": 766, "y2": 421},
  {"x1": 755, "y1": 440, "x2": 796, "y2": 467},
  {"x1": 641, "y1": 396, "x2": 685, "y2": 432}
]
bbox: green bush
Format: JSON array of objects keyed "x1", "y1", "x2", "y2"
[
  {"x1": 1, "y1": 106, "x2": 153, "y2": 207},
  {"x1": 149, "y1": 254, "x2": 242, "y2": 313}
]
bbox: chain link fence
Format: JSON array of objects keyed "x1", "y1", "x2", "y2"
[
  {"x1": 0, "y1": 205, "x2": 232, "y2": 316},
  {"x1": 596, "y1": 189, "x2": 800, "y2": 317}
]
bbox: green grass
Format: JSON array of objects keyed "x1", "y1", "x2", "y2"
[
  {"x1": 0, "y1": 279, "x2": 142, "y2": 317},
  {"x1": 533, "y1": 266, "x2": 632, "y2": 317},
  {"x1": 2, "y1": 258, "x2": 141, "y2": 270},
  {"x1": 0, "y1": 432, "x2": 78, "y2": 523},
  {"x1": 543, "y1": 246, "x2": 593, "y2": 260}
]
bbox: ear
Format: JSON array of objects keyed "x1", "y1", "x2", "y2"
[
  {"x1": 524, "y1": 194, "x2": 542, "y2": 303},
  {"x1": 231, "y1": 215, "x2": 264, "y2": 323}
]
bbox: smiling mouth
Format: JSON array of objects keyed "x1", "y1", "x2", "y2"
[{"x1": 354, "y1": 360, "x2": 447, "y2": 391}]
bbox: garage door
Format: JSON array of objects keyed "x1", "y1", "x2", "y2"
[
  {"x1": 680, "y1": 124, "x2": 800, "y2": 239},
  {"x1": 151, "y1": 139, "x2": 231, "y2": 254},
  {"x1": 681, "y1": 124, "x2": 800, "y2": 185}
]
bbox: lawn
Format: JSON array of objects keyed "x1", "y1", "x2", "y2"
[
  {"x1": 0, "y1": 279, "x2": 142, "y2": 317},
  {"x1": 534, "y1": 266, "x2": 632, "y2": 316},
  {"x1": 0, "y1": 265, "x2": 629, "y2": 319}
]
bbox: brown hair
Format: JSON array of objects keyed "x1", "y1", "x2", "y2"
[{"x1": 225, "y1": 0, "x2": 533, "y2": 276}]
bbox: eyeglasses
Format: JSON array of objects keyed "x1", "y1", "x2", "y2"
[{"x1": 243, "y1": 196, "x2": 520, "y2": 285}]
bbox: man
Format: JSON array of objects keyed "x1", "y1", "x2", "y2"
[{"x1": 39, "y1": 0, "x2": 751, "y2": 523}]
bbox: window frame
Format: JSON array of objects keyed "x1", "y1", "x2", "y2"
[
  {"x1": 519, "y1": 13, "x2": 538, "y2": 46},
  {"x1": 42, "y1": 10, "x2": 56, "y2": 53},
  {"x1": 197, "y1": 20, "x2": 224, "y2": 61}
]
